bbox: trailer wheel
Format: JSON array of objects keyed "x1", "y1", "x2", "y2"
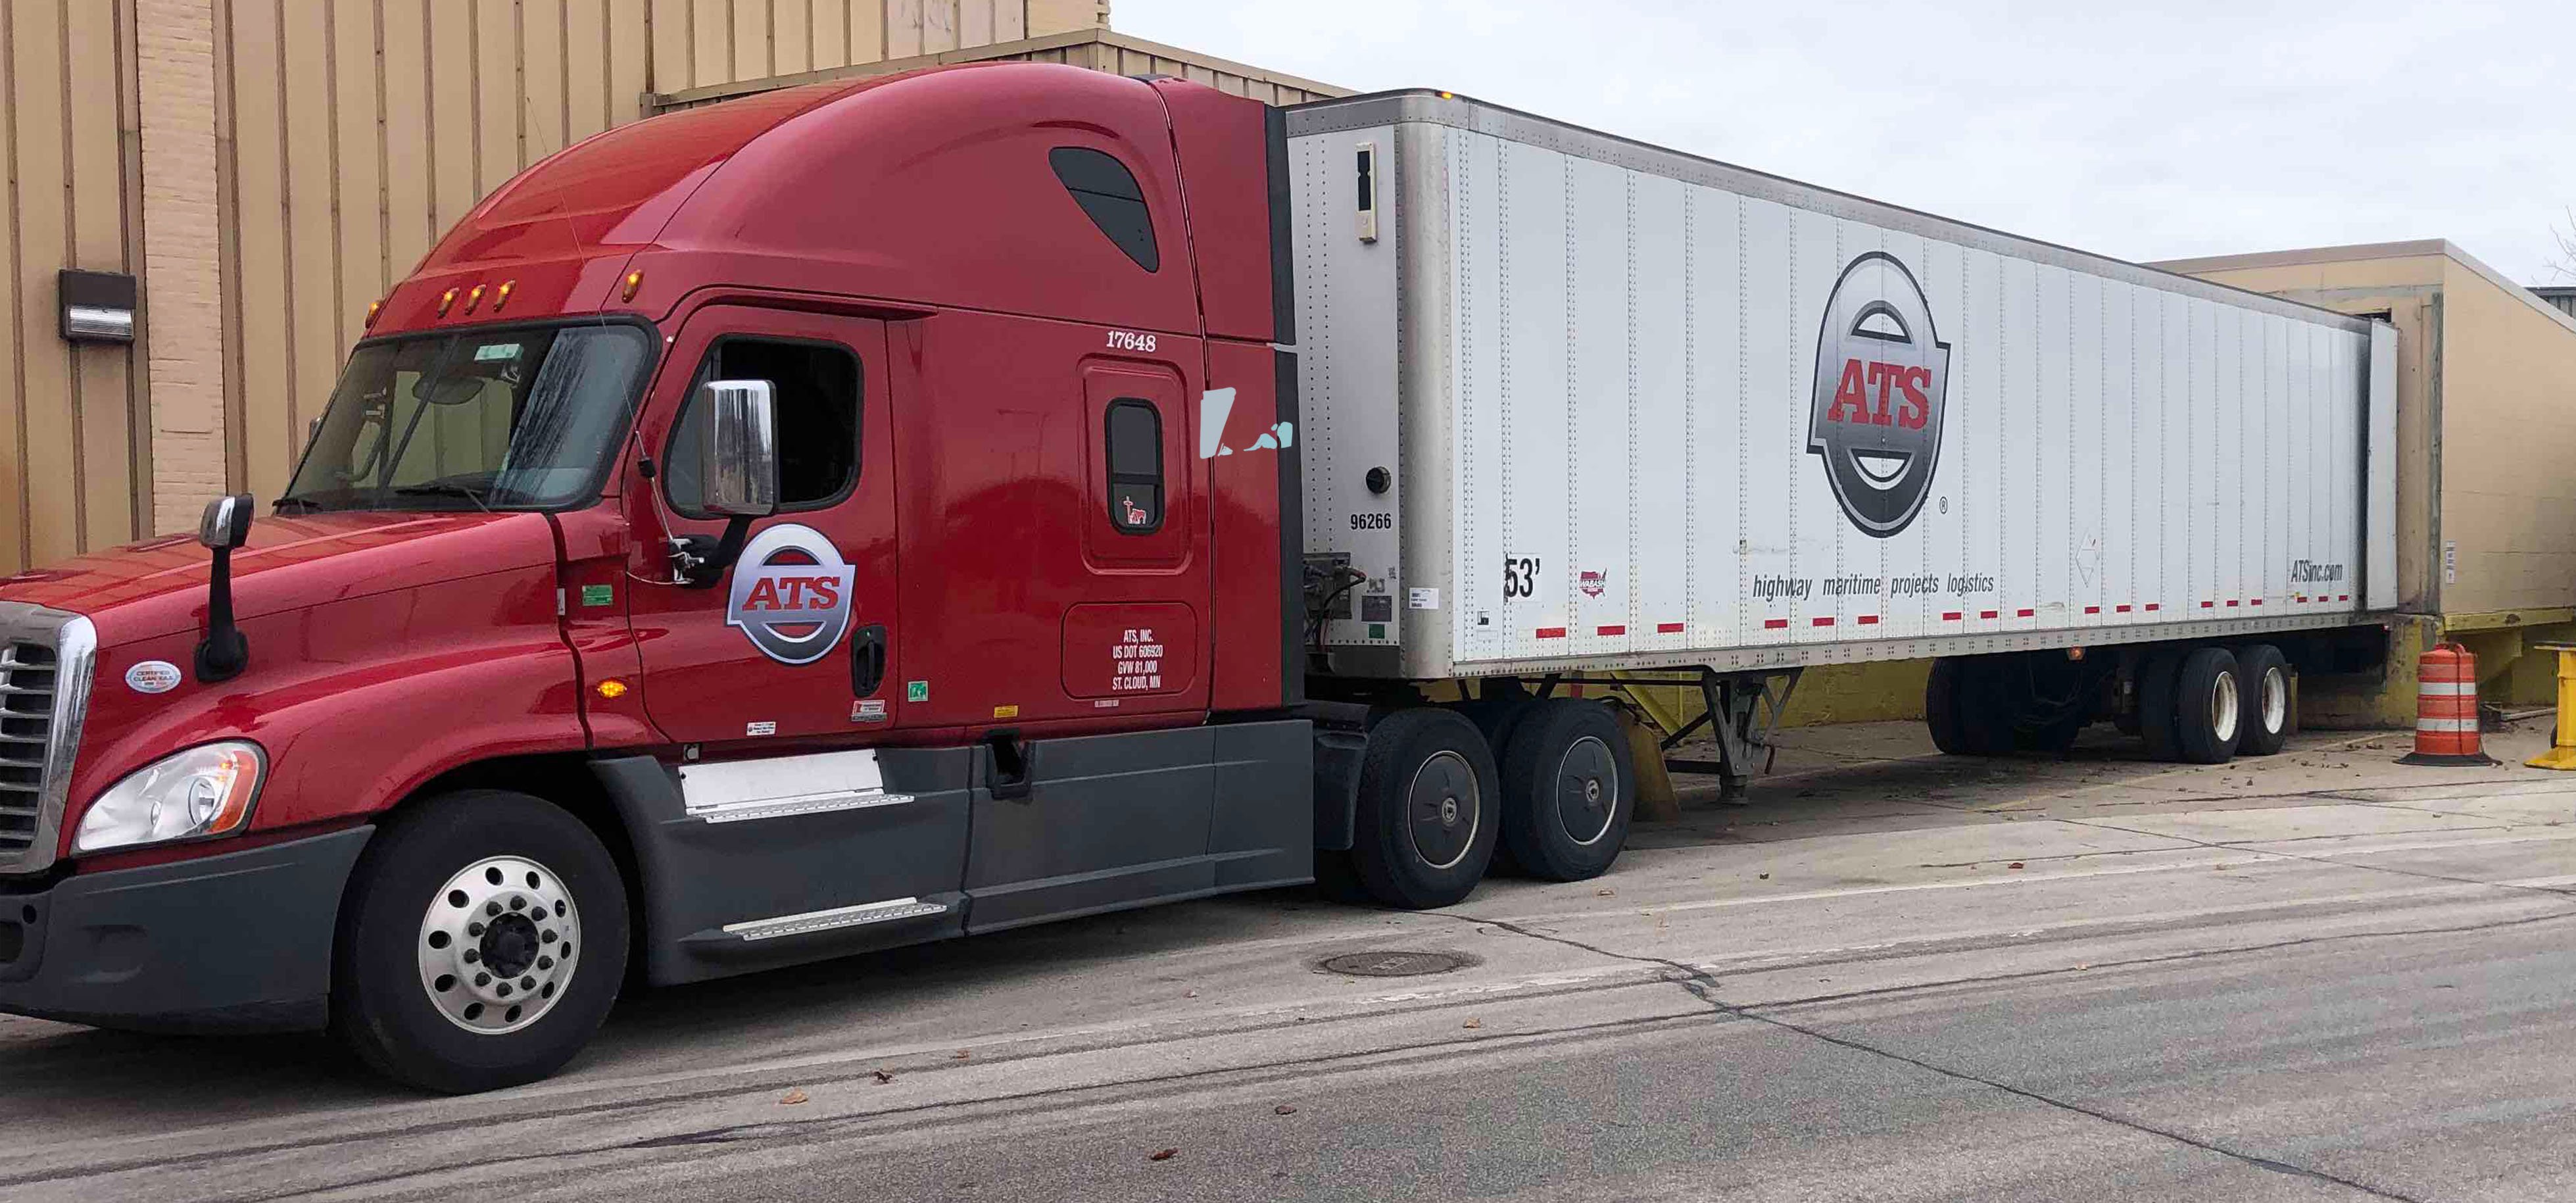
[
  {"x1": 1347, "y1": 708, "x2": 1499, "y2": 908},
  {"x1": 1926, "y1": 659, "x2": 1970, "y2": 754},
  {"x1": 1928, "y1": 658, "x2": 2014, "y2": 756},
  {"x1": 2172, "y1": 647, "x2": 2246, "y2": 764},
  {"x1": 2235, "y1": 644, "x2": 2292, "y2": 756},
  {"x1": 2138, "y1": 650, "x2": 2183, "y2": 760},
  {"x1": 333, "y1": 790, "x2": 629, "y2": 1094},
  {"x1": 1497, "y1": 699, "x2": 1634, "y2": 881}
]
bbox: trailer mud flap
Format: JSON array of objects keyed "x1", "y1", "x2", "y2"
[{"x1": 594, "y1": 750, "x2": 972, "y2": 987}]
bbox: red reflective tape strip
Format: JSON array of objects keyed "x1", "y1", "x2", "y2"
[
  {"x1": 1595, "y1": 624, "x2": 1626, "y2": 636},
  {"x1": 1942, "y1": 612, "x2": 1962, "y2": 621},
  {"x1": 2339, "y1": 594, "x2": 2351, "y2": 601},
  {"x1": 1856, "y1": 615, "x2": 1879, "y2": 626},
  {"x1": 1763, "y1": 618, "x2": 1789, "y2": 629},
  {"x1": 2145, "y1": 603, "x2": 2162, "y2": 611},
  {"x1": 2083, "y1": 606, "x2": 2100, "y2": 614},
  {"x1": 2250, "y1": 599, "x2": 2262, "y2": 606},
  {"x1": 2116, "y1": 604, "x2": 2133, "y2": 613},
  {"x1": 2225, "y1": 599, "x2": 2240, "y2": 608},
  {"x1": 2016, "y1": 608, "x2": 2035, "y2": 618},
  {"x1": 1980, "y1": 610, "x2": 2000, "y2": 619},
  {"x1": 1534, "y1": 627, "x2": 1567, "y2": 639},
  {"x1": 2202, "y1": 601, "x2": 2216, "y2": 608},
  {"x1": 1656, "y1": 622, "x2": 1686, "y2": 633},
  {"x1": 1812, "y1": 616, "x2": 1835, "y2": 627},
  {"x1": 2296, "y1": 595, "x2": 2307, "y2": 602}
]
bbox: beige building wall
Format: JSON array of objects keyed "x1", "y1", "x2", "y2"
[
  {"x1": 0, "y1": 0, "x2": 149, "y2": 572},
  {"x1": 0, "y1": 1, "x2": 1142, "y2": 573},
  {"x1": 2158, "y1": 240, "x2": 2576, "y2": 702}
]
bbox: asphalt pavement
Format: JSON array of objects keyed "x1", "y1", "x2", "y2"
[{"x1": 6, "y1": 722, "x2": 2575, "y2": 1202}]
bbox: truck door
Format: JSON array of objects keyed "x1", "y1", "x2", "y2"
[{"x1": 626, "y1": 306, "x2": 900, "y2": 745}]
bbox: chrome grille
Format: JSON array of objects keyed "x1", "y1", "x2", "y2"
[{"x1": 0, "y1": 604, "x2": 93, "y2": 875}]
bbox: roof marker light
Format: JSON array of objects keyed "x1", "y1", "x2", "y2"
[
  {"x1": 621, "y1": 270, "x2": 644, "y2": 302},
  {"x1": 364, "y1": 299, "x2": 382, "y2": 328},
  {"x1": 437, "y1": 287, "x2": 459, "y2": 317},
  {"x1": 465, "y1": 283, "x2": 486, "y2": 313},
  {"x1": 492, "y1": 280, "x2": 516, "y2": 312}
]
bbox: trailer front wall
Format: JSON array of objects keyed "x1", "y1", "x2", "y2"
[{"x1": 1292, "y1": 97, "x2": 2383, "y2": 681}]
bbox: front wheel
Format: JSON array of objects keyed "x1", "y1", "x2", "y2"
[
  {"x1": 333, "y1": 790, "x2": 629, "y2": 1093},
  {"x1": 1347, "y1": 708, "x2": 1499, "y2": 909}
]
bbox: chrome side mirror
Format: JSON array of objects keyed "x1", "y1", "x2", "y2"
[{"x1": 698, "y1": 380, "x2": 778, "y2": 518}]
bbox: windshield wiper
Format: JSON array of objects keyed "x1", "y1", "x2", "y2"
[
  {"x1": 272, "y1": 496, "x2": 326, "y2": 513},
  {"x1": 384, "y1": 482, "x2": 494, "y2": 513}
]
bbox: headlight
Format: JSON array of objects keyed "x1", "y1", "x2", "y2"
[{"x1": 72, "y1": 741, "x2": 266, "y2": 854}]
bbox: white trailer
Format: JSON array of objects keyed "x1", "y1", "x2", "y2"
[{"x1": 1287, "y1": 90, "x2": 2399, "y2": 816}]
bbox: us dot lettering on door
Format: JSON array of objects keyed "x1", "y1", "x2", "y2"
[{"x1": 1111, "y1": 627, "x2": 1164, "y2": 693}]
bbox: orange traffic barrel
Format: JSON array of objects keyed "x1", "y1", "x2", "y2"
[{"x1": 2401, "y1": 643, "x2": 2495, "y2": 766}]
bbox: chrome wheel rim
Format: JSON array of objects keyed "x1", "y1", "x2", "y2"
[
  {"x1": 2211, "y1": 671, "x2": 2241, "y2": 744},
  {"x1": 1555, "y1": 735, "x2": 1620, "y2": 847},
  {"x1": 2261, "y1": 666, "x2": 2287, "y2": 734},
  {"x1": 418, "y1": 855, "x2": 580, "y2": 1035},
  {"x1": 1406, "y1": 750, "x2": 1480, "y2": 871}
]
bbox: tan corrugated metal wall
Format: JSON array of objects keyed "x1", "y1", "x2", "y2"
[{"x1": 0, "y1": 0, "x2": 148, "y2": 573}]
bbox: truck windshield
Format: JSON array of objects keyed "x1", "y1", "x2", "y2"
[{"x1": 278, "y1": 322, "x2": 656, "y2": 512}]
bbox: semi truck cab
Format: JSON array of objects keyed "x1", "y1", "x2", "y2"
[{"x1": 0, "y1": 64, "x2": 1374, "y2": 1093}]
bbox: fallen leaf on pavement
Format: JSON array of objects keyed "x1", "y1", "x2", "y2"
[
  {"x1": 952, "y1": 1050, "x2": 971, "y2": 1060},
  {"x1": 2007, "y1": 862, "x2": 2025, "y2": 870},
  {"x1": 1595, "y1": 887, "x2": 1616, "y2": 896},
  {"x1": 1757, "y1": 873, "x2": 1770, "y2": 880},
  {"x1": 1275, "y1": 1104, "x2": 1298, "y2": 1116},
  {"x1": 1462, "y1": 1017, "x2": 1482, "y2": 1029},
  {"x1": 1150, "y1": 1148, "x2": 1179, "y2": 1162},
  {"x1": 779, "y1": 1089, "x2": 809, "y2": 1105},
  {"x1": 872, "y1": 1069, "x2": 894, "y2": 1084}
]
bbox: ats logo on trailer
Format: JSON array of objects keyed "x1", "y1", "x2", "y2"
[
  {"x1": 727, "y1": 523, "x2": 858, "y2": 665},
  {"x1": 1807, "y1": 251, "x2": 1953, "y2": 539}
]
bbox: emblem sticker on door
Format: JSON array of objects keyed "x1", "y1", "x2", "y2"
[
  {"x1": 726, "y1": 523, "x2": 858, "y2": 665},
  {"x1": 1807, "y1": 251, "x2": 1953, "y2": 539}
]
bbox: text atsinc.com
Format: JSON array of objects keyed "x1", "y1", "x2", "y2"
[{"x1": 1751, "y1": 574, "x2": 1997, "y2": 602}]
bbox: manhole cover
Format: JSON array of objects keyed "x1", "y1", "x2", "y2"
[{"x1": 1318, "y1": 950, "x2": 1474, "y2": 977}]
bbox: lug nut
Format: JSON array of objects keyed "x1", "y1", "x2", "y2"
[
  {"x1": 474, "y1": 972, "x2": 491, "y2": 987},
  {"x1": 462, "y1": 948, "x2": 479, "y2": 964},
  {"x1": 520, "y1": 976, "x2": 536, "y2": 991}
]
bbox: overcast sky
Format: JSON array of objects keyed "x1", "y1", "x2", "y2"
[{"x1": 1115, "y1": 1, "x2": 2576, "y2": 284}]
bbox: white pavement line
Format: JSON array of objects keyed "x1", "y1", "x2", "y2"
[{"x1": 1468, "y1": 829, "x2": 2576, "y2": 928}]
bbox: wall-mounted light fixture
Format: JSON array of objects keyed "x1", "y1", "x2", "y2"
[{"x1": 59, "y1": 270, "x2": 137, "y2": 343}]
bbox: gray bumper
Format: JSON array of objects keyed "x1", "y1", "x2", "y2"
[{"x1": 0, "y1": 826, "x2": 372, "y2": 1033}]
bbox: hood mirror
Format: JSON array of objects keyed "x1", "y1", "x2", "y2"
[{"x1": 195, "y1": 493, "x2": 255, "y2": 681}]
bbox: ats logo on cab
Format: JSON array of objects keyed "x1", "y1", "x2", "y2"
[
  {"x1": 726, "y1": 523, "x2": 858, "y2": 664},
  {"x1": 1807, "y1": 251, "x2": 1953, "y2": 539}
]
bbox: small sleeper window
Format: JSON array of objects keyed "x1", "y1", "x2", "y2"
[
  {"x1": 1104, "y1": 399, "x2": 1162, "y2": 533},
  {"x1": 1050, "y1": 147, "x2": 1160, "y2": 272}
]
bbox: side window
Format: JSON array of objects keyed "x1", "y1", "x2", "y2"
[
  {"x1": 1104, "y1": 399, "x2": 1163, "y2": 534},
  {"x1": 665, "y1": 338, "x2": 860, "y2": 516},
  {"x1": 1049, "y1": 147, "x2": 1160, "y2": 272}
]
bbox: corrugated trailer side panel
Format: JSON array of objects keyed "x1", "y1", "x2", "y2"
[{"x1": 1290, "y1": 93, "x2": 2383, "y2": 681}]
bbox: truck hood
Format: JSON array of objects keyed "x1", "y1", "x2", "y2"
[{"x1": 0, "y1": 510, "x2": 561, "y2": 646}]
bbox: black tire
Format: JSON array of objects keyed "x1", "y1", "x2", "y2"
[
  {"x1": 1346, "y1": 708, "x2": 1499, "y2": 909},
  {"x1": 2172, "y1": 647, "x2": 2245, "y2": 765},
  {"x1": 1497, "y1": 699, "x2": 1634, "y2": 882},
  {"x1": 333, "y1": 791, "x2": 629, "y2": 1094},
  {"x1": 2235, "y1": 644, "x2": 2292, "y2": 757},
  {"x1": 1926, "y1": 659, "x2": 1970, "y2": 754},
  {"x1": 2138, "y1": 650, "x2": 2183, "y2": 760},
  {"x1": 1937, "y1": 658, "x2": 2017, "y2": 756}
]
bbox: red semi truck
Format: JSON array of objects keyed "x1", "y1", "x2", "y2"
[{"x1": 0, "y1": 64, "x2": 2391, "y2": 1091}]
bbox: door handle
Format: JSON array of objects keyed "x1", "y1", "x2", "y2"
[{"x1": 851, "y1": 624, "x2": 887, "y2": 697}]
